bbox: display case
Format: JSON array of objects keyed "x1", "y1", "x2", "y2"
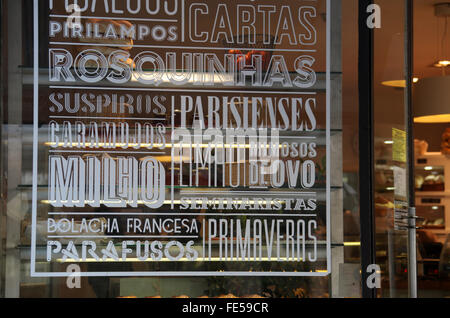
[
  {"x1": 416, "y1": 205, "x2": 445, "y2": 230},
  {"x1": 415, "y1": 153, "x2": 450, "y2": 241},
  {"x1": 415, "y1": 166, "x2": 445, "y2": 192}
]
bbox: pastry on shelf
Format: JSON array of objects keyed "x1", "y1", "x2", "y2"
[
  {"x1": 217, "y1": 294, "x2": 238, "y2": 298},
  {"x1": 242, "y1": 294, "x2": 266, "y2": 298},
  {"x1": 414, "y1": 139, "x2": 428, "y2": 157},
  {"x1": 375, "y1": 171, "x2": 387, "y2": 186},
  {"x1": 415, "y1": 175, "x2": 424, "y2": 190},
  {"x1": 421, "y1": 174, "x2": 445, "y2": 191},
  {"x1": 375, "y1": 196, "x2": 394, "y2": 218},
  {"x1": 293, "y1": 288, "x2": 307, "y2": 298},
  {"x1": 442, "y1": 128, "x2": 450, "y2": 155},
  {"x1": 375, "y1": 196, "x2": 394, "y2": 209}
]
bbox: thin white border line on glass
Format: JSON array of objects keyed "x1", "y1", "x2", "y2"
[
  {"x1": 171, "y1": 96, "x2": 175, "y2": 209},
  {"x1": 29, "y1": 272, "x2": 330, "y2": 278},
  {"x1": 48, "y1": 150, "x2": 164, "y2": 154},
  {"x1": 47, "y1": 213, "x2": 318, "y2": 217},
  {"x1": 30, "y1": 0, "x2": 39, "y2": 278},
  {"x1": 49, "y1": 86, "x2": 318, "y2": 95},
  {"x1": 49, "y1": 116, "x2": 164, "y2": 121},
  {"x1": 47, "y1": 235, "x2": 199, "y2": 239},
  {"x1": 176, "y1": 135, "x2": 318, "y2": 139},
  {"x1": 49, "y1": 41, "x2": 317, "y2": 53},
  {"x1": 326, "y1": 0, "x2": 332, "y2": 275},
  {"x1": 181, "y1": 0, "x2": 185, "y2": 43},
  {"x1": 49, "y1": 14, "x2": 178, "y2": 23},
  {"x1": 179, "y1": 191, "x2": 317, "y2": 194},
  {"x1": 279, "y1": 136, "x2": 318, "y2": 139},
  {"x1": 31, "y1": 0, "x2": 331, "y2": 278}
]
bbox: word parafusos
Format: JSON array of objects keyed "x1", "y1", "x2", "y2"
[{"x1": 47, "y1": 240, "x2": 199, "y2": 262}]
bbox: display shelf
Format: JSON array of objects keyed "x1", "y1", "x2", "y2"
[
  {"x1": 415, "y1": 152, "x2": 450, "y2": 235},
  {"x1": 18, "y1": 184, "x2": 344, "y2": 190},
  {"x1": 416, "y1": 191, "x2": 450, "y2": 197}
]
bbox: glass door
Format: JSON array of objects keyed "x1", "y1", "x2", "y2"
[{"x1": 370, "y1": 0, "x2": 416, "y2": 298}]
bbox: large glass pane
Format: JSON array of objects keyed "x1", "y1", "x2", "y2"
[
  {"x1": 413, "y1": 0, "x2": 450, "y2": 298},
  {"x1": 373, "y1": 0, "x2": 410, "y2": 298}
]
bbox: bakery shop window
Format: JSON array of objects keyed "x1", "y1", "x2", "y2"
[{"x1": 0, "y1": 0, "x2": 362, "y2": 298}]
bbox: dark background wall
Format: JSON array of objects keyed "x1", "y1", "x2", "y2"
[{"x1": 414, "y1": 123, "x2": 450, "y2": 152}]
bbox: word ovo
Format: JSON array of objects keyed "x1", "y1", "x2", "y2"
[{"x1": 48, "y1": 155, "x2": 165, "y2": 208}]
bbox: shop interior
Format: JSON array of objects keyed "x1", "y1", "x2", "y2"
[
  {"x1": 413, "y1": 1, "x2": 450, "y2": 296},
  {"x1": 412, "y1": 1, "x2": 450, "y2": 297},
  {"x1": 374, "y1": 0, "x2": 450, "y2": 297}
]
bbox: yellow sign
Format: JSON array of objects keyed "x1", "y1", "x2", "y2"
[{"x1": 392, "y1": 128, "x2": 407, "y2": 163}]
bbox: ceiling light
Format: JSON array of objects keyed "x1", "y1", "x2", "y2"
[
  {"x1": 433, "y1": 4, "x2": 450, "y2": 73},
  {"x1": 433, "y1": 60, "x2": 450, "y2": 68},
  {"x1": 343, "y1": 242, "x2": 361, "y2": 247},
  {"x1": 381, "y1": 77, "x2": 419, "y2": 88},
  {"x1": 414, "y1": 76, "x2": 450, "y2": 123}
]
